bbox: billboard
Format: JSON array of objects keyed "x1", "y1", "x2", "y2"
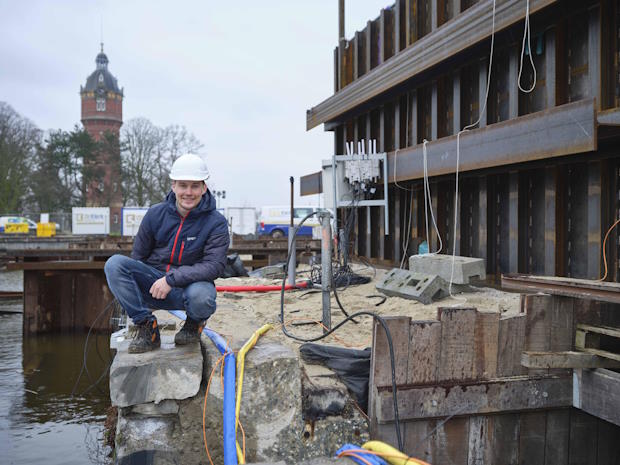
[
  {"x1": 72, "y1": 207, "x2": 110, "y2": 235},
  {"x1": 122, "y1": 207, "x2": 149, "y2": 237}
]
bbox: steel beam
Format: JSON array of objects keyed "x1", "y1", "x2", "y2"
[
  {"x1": 307, "y1": 0, "x2": 558, "y2": 129},
  {"x1": 502, "y1": 274, "x2": 620, "y2": 304},
  {"x1": 386, "y1": 99, "x2": 596, "y2": 183}
]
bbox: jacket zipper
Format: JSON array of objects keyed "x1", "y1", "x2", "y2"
[
  {"x1": 166, "y1": 214, "x2": 188, "y2": 272},
  {"x1": 178, "y1": 241, "x2": 185, "y2": 264}
]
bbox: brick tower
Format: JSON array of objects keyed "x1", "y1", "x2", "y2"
[{"x1": 80, "y1": 44, "x2": 124, "y2": 233}]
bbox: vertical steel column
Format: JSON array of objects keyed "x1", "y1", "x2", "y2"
[
  {"x1": 379, "y1": 106, "x2": 386, "y2": 259},
  {"x1": 544, "y1": 167, "x2": 557, "y2": 276},
  {"x1": 509, "y1": 49, "x2": 519, "y2": 118},
  {"x1": 319, "y1": 210, "x2": 332, "y2": 332},
  {"x1": 587, "y1": 161, "x2": 602, "y2": 279},
  {"x1": 431, "y1": 0, "x2": 438, "y2": 31},
  {"x1": 410, "y1": 90, "x2": 418, "y2": 145},
  {"x1": 546, "y1": 28, "x2": 556, "y2": 108},
  {"x1": 478, "y1": 58, "x2": 488, "y2": 128},
  {"x1": 588, "y1": 5, "x2": 601, "y2": 110},
  {"x1": 508, "y1": 171, "x2": 519, "y2": 273},
  {"x1": 477, "y1": 175, "x2": 488, "y2": 263},
  {"x1": 431, "y1": 81, "x2": 438, "y2": 140},
  {"x1": 453, "y1": 71, "x2": 461, "y2": 135},
  {"x1": 380, "y1": 9, "x2": 386, "y2": 65},
  {"x1": 395, "y1": 0, "x2": 401, "y2": 53}
]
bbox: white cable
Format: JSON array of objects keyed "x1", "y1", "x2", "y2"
[
  {"x1": 449, "y1": 0, "x2": 496, "y2": 302},
  {"x1": 400, "y1": 189, "x2": 414, "y2": 268},
  {"x1": 517, "y1": 0, "x2": 537, "y2": 94}
]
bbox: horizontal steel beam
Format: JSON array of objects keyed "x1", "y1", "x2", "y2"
[
  {"x1": 306, "y1": 0, "x2": 557, "y2": 129},
  {"x1": 501, "y1": 273, "x2": 620, "y2": 304},
  {"x1": 386, "y1": 99, "x2": 596, "y2": 182},
  {"x1": 300, "y1": 171, "x2": 323, "y2": 196}
]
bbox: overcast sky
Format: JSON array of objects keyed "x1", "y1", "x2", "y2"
[{"x1": 0, "y1": 0, "x2": 390, "y2": 209}]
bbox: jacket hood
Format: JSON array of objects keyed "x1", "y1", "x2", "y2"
[{"x1": 165, "y1": 189, "x2": 217, "y2": 215}]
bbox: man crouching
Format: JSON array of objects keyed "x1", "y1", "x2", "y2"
[{"x1": 104, "y1": 153, "x2": 229, "y2": 353}]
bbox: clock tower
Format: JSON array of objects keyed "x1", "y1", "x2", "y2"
[{"x1": 80, "y1": 44, "x2": 124, "y2": 233}]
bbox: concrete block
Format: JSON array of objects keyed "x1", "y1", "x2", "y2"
[
  {"x1": 249, "y1": 263, "x2": 286, "y2": 279},
  {"x1": 376, "y1": 268, "x2": 448, "y2": 304},
  {"x1": 409, "y1": 254, "x2": 486, "y2": 284},
  {"x1": 131, "y1": 399, "x2": 179, "y2": 416},
  {"x1": 115, "y1": 411, "x2": 177, "y2": 458},
  {"x1": 110, "y1": 335, "x2": 202, "y2": 407}
]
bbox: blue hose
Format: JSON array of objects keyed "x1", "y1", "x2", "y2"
[{"x1": 168, "y1": 311, "x2": 238, "y2": 465}]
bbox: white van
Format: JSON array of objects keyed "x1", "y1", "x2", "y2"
[{"x1": 258, "y1": 206, "x2": 322, "y2": 238}]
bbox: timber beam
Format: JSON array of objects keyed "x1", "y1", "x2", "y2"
[{"x1": 375, "y1": 375, "x2": 572, "y2": 422}]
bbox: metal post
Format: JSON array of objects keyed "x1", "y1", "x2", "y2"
[
  {"x1": 288, "y1": 177, "x2": 296, "y2": 286},
  {"x1": 339, "y1": 0, "x2": 345, "y2": 41},
  {"x1": 319, "y1": 210, "x2": 333, "y2": 332}
]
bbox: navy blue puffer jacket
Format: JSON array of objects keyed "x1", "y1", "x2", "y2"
[{"x1": 131, "y1": 190, "x2": 230, "y2": 287}]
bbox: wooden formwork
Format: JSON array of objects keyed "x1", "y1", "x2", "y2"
[{"x1": 369, "y1": 294, "x2": 620, "y2": 464}]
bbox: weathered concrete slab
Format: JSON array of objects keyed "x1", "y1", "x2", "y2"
[
  {"x1": 115, "y1": 413, "x2": 177, "y2": 458},
  {"x1": 110, "y1": 335, "x2": 202, "y2": 407},
  {"x1": 409, "y1": 254, "x2": 486, "y2": 284},
  {"x1": 376, "y1": 268, "x2": 448, "y2": 304},
  {"x1": 115, "y1": 334, "x2": 369, "y2": 464},
  {"x1": 131, "y1": 399, "x2": 179, "y2": 416}
]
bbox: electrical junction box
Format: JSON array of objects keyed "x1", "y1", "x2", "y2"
[{"x1": 344, "y1": 157, "x2": 380, "y2": 184}]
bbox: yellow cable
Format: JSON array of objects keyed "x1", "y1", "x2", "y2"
[
  {"x1": 235, "y1": 324, "x2": 273, "y2": 463},
  {"x1": 362, "y1": 440, "x2": 431, "y2": 465}
]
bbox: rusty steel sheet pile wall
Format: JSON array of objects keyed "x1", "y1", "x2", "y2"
[
  {"x1": 368, "y1": 298, "x2": 620, "y2": 464},
  {"x1": 308, "y1": 0, "x2": 620, "y2": 283}
]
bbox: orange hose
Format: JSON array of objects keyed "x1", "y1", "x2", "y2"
[
  {"x1": 599, "y1": 218, "x2": 620, "y2": 281},
  {"x1": 203, "y1": 354, "x2": 225, "y2": 465}
]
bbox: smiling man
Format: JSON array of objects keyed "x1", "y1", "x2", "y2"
[{"x1": 104, "y1": 153, "x2": 230, "y2": 353}]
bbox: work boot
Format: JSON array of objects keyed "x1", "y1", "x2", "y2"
[
  {"x1": 174, "y1": 317, "x2": 205, "y2": 345},
  {"x1": 128, "y1": 317, "x2": 161, "y2": 353}
]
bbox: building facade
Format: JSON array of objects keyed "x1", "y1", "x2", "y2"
[{"x1": 80, "y1": 45, "x2": 124, "y2": 233}]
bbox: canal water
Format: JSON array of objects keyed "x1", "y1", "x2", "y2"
[{"x1": 0, "y1": 301, "x2": 114, "y2": 464}]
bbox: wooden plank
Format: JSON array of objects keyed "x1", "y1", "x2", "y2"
[
  {"x1": 371, "y1": 315, "x2": 411, "y2": 387},
  {"x1": 518, "y1": 412, "x2": 547, "y2": 465},
  {"x1": 574, "y1": 368, "x2": 620, "y2": 426},
  {"x1": 489, "y1": 413, "x2": 520, "y2": 465},
  {"x1": 544, "y1": 409, "x2": 570, "y2": 465},
  {"x1": 375, "y1": 376, "x2": 572, "y2": 422},
  {"x1": 437, "y1": 307, "x2": 477, "y2": 382},
  {"x1": 467, "y1": 416, "x2": 492, "y2": 465},
  {"x1": 576, "y1": 346, "x2": 620, "y2": 363},
  {"x1": 597, "y1": 417, "x2": 620, "y2": 465},
  {"x1": 474, "y1": 311, "x2": 500, "y2": 379},
  {"x1": 522, "y1": 351, "x2": 620, "y2": 369},
  {"x1": 497, "y1": 314, "x2": 527, "y2": 377},
  {"x1": 568, "y1": 409, "x2": 598, "y2": 465},
  {"x1": 576, "y1": 323, "x2": 620, "y2": 339},
  {"x1": 549, "y1": 295, "x2": 574, "y2": 375},
  {"x1": 407, "y1": 320, "x2": 441, "y2": 385},
  {"x1": 431, "y1": 417, "x2": 469, "y2": 465},
  {"x1": 524, "y1": 294, "x2": 553, "y2": 375},
  {"x1": 404, "y1": 419, "x2": 435, "y2": 464}
]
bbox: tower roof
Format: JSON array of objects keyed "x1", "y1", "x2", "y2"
[{"x1": 82, "y1": 44, "x2": 123, "y2": 95}]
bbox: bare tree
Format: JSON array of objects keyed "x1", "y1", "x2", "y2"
[
  {"x1": 121, "y1": 118, "x2": 203, "y2": 206},
  {"x1": 0, "y1": 102, "x2": 41, "y2": 213}
]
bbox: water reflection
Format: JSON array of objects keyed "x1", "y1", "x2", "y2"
[{"x1": 0, "y1": 311, "x2": 113, "y2": 464}]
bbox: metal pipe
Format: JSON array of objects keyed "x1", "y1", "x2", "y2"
[
  {"x1": 319, "y1": 210, "x2": 333, "y2": 332},
  {"x1": 339, "y1": 0, "x2": 345, "y2": 41},
  {"x1": 288, "y1": 176, "x2": 296, "y2": 286}
]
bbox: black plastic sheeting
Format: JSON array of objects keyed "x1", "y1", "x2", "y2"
[
  {"x1": 300, "y1": 343, "x2": 371, "y2": 412},
  {"x1": 220, "y1": 253, "x2": 249, "y2": 278}
]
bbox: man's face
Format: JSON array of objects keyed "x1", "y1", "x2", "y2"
[{"x1": 172, "y1": 180, "x2": 207, "y2": 212}]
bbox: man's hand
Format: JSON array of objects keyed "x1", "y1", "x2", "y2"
[{"x1": 150, "y1": 277, "x2": 172, "y2": 299}]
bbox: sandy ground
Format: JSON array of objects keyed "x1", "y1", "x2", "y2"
[{"x1": 180, "y1": 265, "x2": 523, "y2": 351}]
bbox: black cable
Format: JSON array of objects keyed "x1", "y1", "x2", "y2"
[
  {"x1": 71, "y1": 299, "x2": 117, "y2": 397},
  {"x1": 279, "y1": 210, "x2": 404, "y2": 451}
]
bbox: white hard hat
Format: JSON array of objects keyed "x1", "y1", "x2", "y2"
[{"x1": 169, "y1": 153, "x2": 210, "y2": 181}]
